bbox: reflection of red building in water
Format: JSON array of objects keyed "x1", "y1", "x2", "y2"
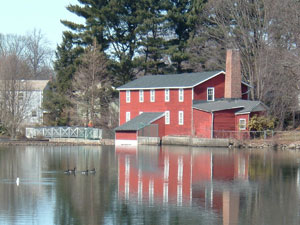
[
  {"x1": 117, "y1": 146, "x2": 248, "y2": 206},
  {"x1": 117, "y1": 146, "x2": 248, "y2": 224}
]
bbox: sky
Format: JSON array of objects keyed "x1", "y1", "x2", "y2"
[{"x1": 0, "y1": 0, "x2": 84, "y2": 50}]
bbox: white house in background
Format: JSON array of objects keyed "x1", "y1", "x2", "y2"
[{"x1": 22, "y1": 80, "x2": 49, "y2": 125}]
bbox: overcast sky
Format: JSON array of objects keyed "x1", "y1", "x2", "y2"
[{"x1": 0, "y1": 0, "x2": 84, "y2": 49}]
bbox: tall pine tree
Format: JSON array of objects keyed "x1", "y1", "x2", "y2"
[{"x1": 165, "y1": 0, "x2": 207, "y2": 73}]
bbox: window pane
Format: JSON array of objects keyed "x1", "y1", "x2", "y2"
[
  {"x1": 179, "y1": 89, "x2": 184, "y2": 102},
  {"x1": 207, "y1": 88, "x2": 214, "y2": 101},
  {"x1": 18, "y1": 93, "x2": 24, "y2": 101},
  {"x1": 139, "y1": 90, "x2": 144, "y2": 102},
  {"x1": 239, "y1": 119, "x2": 246, "y2": 130},
  {"x1": 165, "y1": 111, "x2": 170, "y2": 124},
  {"x1": 32, "y1": 111, "x2": 37, "y2": 117},
  {"x1": 126, "y1": 90, "x2": 130, "y2": 103},
  {"x1": 165, "y1": 89, "x2": 169, "y2": 102},
  {"x1": 178, "y1": 111, "x2": 184, "y2": 125},
  {"x1": 150, "y1": 90, "x2": 155, "y2": 102},
  {"x1": 126, "y1": 112, "x2": 130, "y2": 122}
]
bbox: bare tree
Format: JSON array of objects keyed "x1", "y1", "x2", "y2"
[
  {"x1": 71, "y1": 40, "x2": 111, "y2": 127},
  {"x1": 25, "y1": 29, "x2": 54, "y2": 79},
  {"x1": 0, "y1": 54, "x2": 32, "y2": 139},
  {"x1": 1, "y1": 31, "x2": 54, "y2": 80},
  {"x1": 191, "y1": 0, "x2": 300, "y2": 129},
  {"x1": 0, "y1": 34, "x2": 27, "y2": 58}
]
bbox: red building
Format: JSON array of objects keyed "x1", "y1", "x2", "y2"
[{"x1": 115, "y1": 50, "x2": 267, "y2": 144}]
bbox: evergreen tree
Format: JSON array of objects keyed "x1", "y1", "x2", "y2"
[
  {"x1": 62, "y1": 0, "x2": 149, "y2": 85},
  {"x1": 46, "y1": 0, "x2": 208, "y2": 125},
  {"x1": 165, "y1": 0, "x2": 207, "y2": 73},
  {"x1": 137, "y1": 0, "x2": 170, "y2": 75},
  {"x1": 43, "y1": 33, "x2": 83, "y2": 125}
]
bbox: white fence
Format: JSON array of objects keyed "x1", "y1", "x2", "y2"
[{"x1": 26, "y1": 127, "x2": 102, "y2": 140}]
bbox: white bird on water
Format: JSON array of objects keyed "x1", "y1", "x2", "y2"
[{"x1": 16, "y1": 177, "x2": 19, "y2": 186}]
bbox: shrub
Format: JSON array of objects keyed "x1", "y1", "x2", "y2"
[
  {"x1": 0, "y1": 123, "x2": 8, "y2": 135},
  {"x1": 248, "y1": 115, "x2": 276, "y2": 131}
]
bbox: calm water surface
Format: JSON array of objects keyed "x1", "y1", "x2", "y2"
[{"x1": 0, "y1": 145, "x2": 300, "y2": 225}]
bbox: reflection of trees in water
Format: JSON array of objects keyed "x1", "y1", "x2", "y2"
[
  {"x1": 2, "y1": 146, "x2": 300, "y2": 224},
  {"x1": 0, "y1": 146, "x2": 51, "y2": 224},
  {"x1": 0, "y1": 145, "x2": 117, "y2": 225},
  {"x1": 249, "y1": 154, "x2": 273, "y2": 180},
  {"x1": 243, "y1": 153, "x2": 300, "y2": 225},
  {"x1": 52, "y1": 145, "x2": 117, "y2": 225}
]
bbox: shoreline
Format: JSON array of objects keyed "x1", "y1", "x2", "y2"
[
  {"x1": 1, "y1": 134, "x2": 300, "y2": 151},
  {"x1": 0, "y1": 139, "x2": 115, "y2": 146}
]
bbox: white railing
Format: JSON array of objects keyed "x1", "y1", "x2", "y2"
[{"x1": 25, "y1": 127, "x2": 102, "y2": 140}]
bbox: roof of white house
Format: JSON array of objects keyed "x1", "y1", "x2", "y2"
[
  {"x1": 0, "y1": 80, "x2": 49, "y2": 91},
  {"x1": 25, "y1": 80, "x2": 49, "y2": 91}
]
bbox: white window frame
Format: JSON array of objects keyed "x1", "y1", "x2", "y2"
[
  {"x1": 165, "y1": 89, "x2": 170, "y2": 102},
  {"x1": 207, "y1": 87, "x2": 215, "y2": 101},
  {"x1": 178, "y1": 111, "x2": 184, "y2": 125},
  {"x1": 179, "y1": 89, "x2": 184, "y2": 102},
  {"x1": 18, "y1": 92, "x2": 24, "y2": 101},
  {"x1": 126, "y1": 90, "x2": 130, "y2": 103},
  {"x1": 165, "y1": 111, "x2": 170, "y2": 125},
  {"x1": 32, "y1": 110, "x2": 37, "y2": 117},
  {"x1": 150, "y1": 89, "x2": 155, "y2": 102},
  {"x1": 239, "y1": 118, "x2": 246, "y2": 130},
  {"x1": 126, "y1": 112, "x2": 131, "y2": 122},
  {"x1": 139, "y1": 90, "x2": 144, "y2": 102}
]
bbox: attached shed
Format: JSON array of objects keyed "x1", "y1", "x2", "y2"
[
  {"x1": 115, "y1": 112, "x2": 165, "y2": 146},
  {"x1": 193, "y1": 99, "x2": 268, "y2": 138}
]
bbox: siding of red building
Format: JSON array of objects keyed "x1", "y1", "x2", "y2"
[
  {"x1": 151, "y1": 116, "x2": 165, "y2": 139},
  {"x1": 115, "y1": 131, "x2": 137, "y2": 140},
  {"x1": 193, "y1": 73, "x2": 225, "y2": 100},
  {"x1": 193, "y1": 73, "x2": 249, "y2": 101},
  {"x1": 213, "y1": 109, "x2": 238, "y2": 138},
  {"x1": 214, "y1": 109, "x2": 237, "y2": 131},
  {"x1": 193, "y1": 109, "x2": 212, "y2": 138},
  {"x1": 119, "y1": 88, "x2": 193, "y2": 136}
]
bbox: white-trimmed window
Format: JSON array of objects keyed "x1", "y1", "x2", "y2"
[
  {"x1": 165, "y1": 89, "x2": 170, "y2": 102},
  {"x1": 178, "y1": 111, "x2": 184, "y2": 125},
  {"x1": 18, "y1": 92, "x2": 24, "y2": 101},
  {"x1": 150, "y1": 89, "x2": 155, "y2": 102},
  {"x1": 32, "y1": 110, "x2": 37, "y2": 117},
  {"x1": 139, "y1": 90, "x2": 144, "y2": 102},
  {"x1": 126, "y1": 112, "x2": 131, "y2": 122},
  {"x1": 239, "y1": 118, "x2": 246, "y2": 130},
  {"x1": 165, "y1": 111, "x2": 170, "y2": 125},
  {"x1": 179, "y1": 88, "x2": 184, "y2": 102},
  {"x1": 207, "y1": 87, "x2": 215, "y2": 101},
  {"x1": 126, "y1": 90, "x2": 130, "y2": 103}
]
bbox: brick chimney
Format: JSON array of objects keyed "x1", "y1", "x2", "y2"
[{"x1": 225, "y1": 49, "x2": 241, "y2": 99}]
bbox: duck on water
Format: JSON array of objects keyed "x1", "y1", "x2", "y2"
[
  {"x1": 64, "y1": 167, "x2": 96, "y2": 175},
  {"x1": 64, "y1": 167, "x2": 76, "y2": 174}
]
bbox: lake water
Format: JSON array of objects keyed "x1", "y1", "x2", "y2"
[{"x1": 0, "y1": 145, "x2": 300, "y2": 225}]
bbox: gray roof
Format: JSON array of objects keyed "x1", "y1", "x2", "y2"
[
  {"x1": 115, "y1": 112, "x2": 164, "y2": 131},
  {"x1": 117, "y1": 71, "x2": 224, "y2": 90},
  {"x1": 193, "y1": 99, "x2": 267, "y2": 114}
]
